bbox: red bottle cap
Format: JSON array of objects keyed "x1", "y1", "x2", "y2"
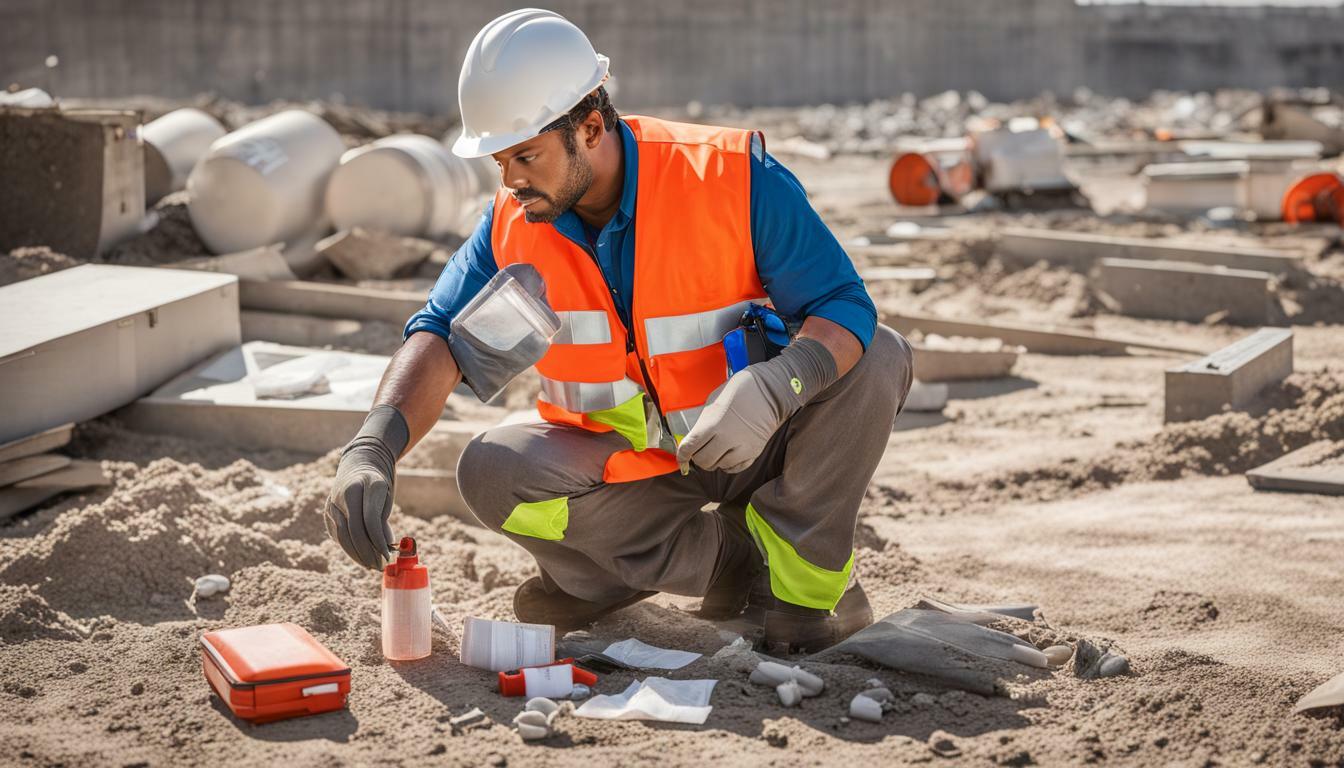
[{"x1": 383, "y1": 536, "x2": 429, "y2": 589}]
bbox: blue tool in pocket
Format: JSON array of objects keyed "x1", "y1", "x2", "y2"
[{"x1": 723, "y1": 303, "x2": 796, "y2": 376}]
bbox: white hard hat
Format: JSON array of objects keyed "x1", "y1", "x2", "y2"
[{"x1": 452, "y1": 9, "x2": 610, "y2": 158}]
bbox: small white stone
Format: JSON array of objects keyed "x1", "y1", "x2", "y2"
[
  {"x1": 569, "y1": 684, "x2": 591, "y2": 699},
  {"x1": 776, "y1": 680, "x2": 803, "y2": 707},
  {"x1": 1043, "y1": 645, "x2": 1073, "y2": 666},
  {"x1": 849, "y1": 694, "x2": 884, "y2": 723},
  {"x1": 516, "y1": 721, "x2": 549, "y2": 741},
  {"x1": 750, "y1": 661, "x2": 795, "y2": 687},
  {"x1": 791, "y1": 666, "x2": 825, "y2": 697},
  {"x1": 514, "y1": 710, "x2": 549, "y2": 729},
  {"x1": 859, "y1": 687, "x2": 894, "y2": 703},
  {"x1": 194, "y1": 574, "x2": 230, "y2": 598},
  {"x1": 525, "y1": 697, "x2": 559, "y2": 716}
]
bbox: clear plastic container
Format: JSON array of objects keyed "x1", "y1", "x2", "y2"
[
  {"x1": 382, "y1": 537, "x2": 431, "y2": 661},
  {"x1": 449, "y1": 263, "x2": 561, "y2": 402}
]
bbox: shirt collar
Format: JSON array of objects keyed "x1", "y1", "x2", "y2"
[{"x1": 613, "y1": 118, "x2": 637, "y2": 225}]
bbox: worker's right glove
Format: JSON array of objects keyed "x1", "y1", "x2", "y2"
[{"x1": 324, "y1": 404, "x2": 410, "y2": 570}]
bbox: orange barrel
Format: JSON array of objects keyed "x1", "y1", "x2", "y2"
[
  {"x1": 888, "y1": 140, "x2": 975, "y2": 206},
  {"x1": 1281, "y1": 172, "x2": 1344, "y2": 225}
]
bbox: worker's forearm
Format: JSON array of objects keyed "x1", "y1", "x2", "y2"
[
  {"x1": 796, "y1": 315, "x2": 863, "y2": 378},
  {"x1": 373, "y1": 332, "x2": 462, "y2": 456}
]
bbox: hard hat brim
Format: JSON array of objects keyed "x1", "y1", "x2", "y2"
[{"x1": 451, "y1": 55, "x2": 610, "y2": 159}]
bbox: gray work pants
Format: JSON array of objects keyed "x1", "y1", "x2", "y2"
[{"x1": 455, "y1": 325, "x2": 913, "y2": 607}]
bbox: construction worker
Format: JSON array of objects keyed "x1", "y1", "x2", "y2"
[{"x1": 324, "y1": 9, "x2": 913, "y2": 652}]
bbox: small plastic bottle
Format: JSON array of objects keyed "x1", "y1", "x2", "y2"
[{"x1": 382, "y1": 536, "x2": 431, "y2": 660}]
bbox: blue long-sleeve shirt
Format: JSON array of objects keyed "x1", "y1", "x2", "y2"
[{"x1": 405, "y1": 119, "x2": 876, "y2": 350}]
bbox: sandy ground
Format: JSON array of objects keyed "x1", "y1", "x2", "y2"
[{"x1": 3, "y1": 134, "x2": 1344, "y2": 767}]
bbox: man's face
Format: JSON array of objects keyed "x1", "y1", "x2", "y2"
[{"x1": 492, "y1": 127, "x2": 593, "y2": 224}]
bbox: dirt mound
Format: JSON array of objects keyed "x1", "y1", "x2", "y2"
[
  {"x1": 0, "y1": 245, "x2": 81, "y2": 286},
  {"x1": 101, "y1": 192, "x2": 211, "y2": 267},
  {"x1": 1139, "y1": 590, "x2": 1220, "y2": 630},
  {"x1": 0, "y1": 586, "x2": 85, "y2": 643}
]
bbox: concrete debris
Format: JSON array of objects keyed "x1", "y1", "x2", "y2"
[
  {"x1": 0, "y1": 455, "x2": 72, "y2": 487},
  {"x1": 1096, "y1": 258, "x2": 1275, "y2": 326},
  {"x1": 1246, "y1": 441, "x2": 1344, "y2": 497},
  {"x1": 525, "y1": 697, "x2": 560, "y2": 717},
  {"x1": 749, "y1": 661, "x2": 824, "y2": 697},
  {"x1": 776, "y1": 679, "x2": 802, "y2": 707},
  {"x1": 0, "y1": 424, "x2": 74, "y2": 465},
  {"x1": 193, "y1": 574, "x2": 230, "y2": 598},
  {"x1": 513, "y1": 706, "x2": 559, "y2": 741},
  {"x1": 170, "y1": 244, "x2": 296, "y2": 281},
  {"x1": 449, "y1": 707, "x2": 487, "y2": 730},
  {"x1": 316, "y1": 228, "x2": 438, "y2": 281},
  {"x1": 849, "y1": 694, "x2": 884, "y2": 723}
]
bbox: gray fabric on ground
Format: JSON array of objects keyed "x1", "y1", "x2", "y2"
[{"x1": 455, "y1": 325, "x2": 914, "y2": 605}]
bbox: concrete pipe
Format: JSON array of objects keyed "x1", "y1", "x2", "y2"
[
  {"x1": 187, "y1": 109, "x2": 345, "y2": 255},
  {"x1": 325, "y1": 134, "x2": 494, "y2": 240},
  {"x1": 142, "y1": 108, "x2": 226, "y2": 205}
]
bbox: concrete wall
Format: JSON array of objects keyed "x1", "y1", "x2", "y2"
[{"x1": 2, "y1": 0, "x2": 1342, "y2": 114}]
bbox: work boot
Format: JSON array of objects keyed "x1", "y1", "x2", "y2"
[
  {"x1": 694, "y1": 516, "x2": 760, "y2": 620},
  {"x1": 513, "y1": 576, "x2": 655, "y2": 634},
  {"x1": 753, "y1": 576, "x2": 874, "y2": 654}
]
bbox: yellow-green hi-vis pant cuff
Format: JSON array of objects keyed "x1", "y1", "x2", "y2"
[
  {"x1": 745, "y1": 502, "x2": 853, "y2": 611},
  {"x1": 502, "y1": 497, "x2": 570, "y2": 541}
]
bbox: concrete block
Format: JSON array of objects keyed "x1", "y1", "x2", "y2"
[
  {"x1": 881, "y1": 311, "x2": 1201, "y2": 357},
  {"x1": 1097, "y1": 258, "x2": 1274, "y2": 325},
  {"x1": 999, "y1": 228, "x2": 1305, "y2": 275},
  {"x1": 0, "y1": 265, "x2": 240, "y2": 444},
  {"x1": 316, "y1": 228, "x2": 436, "y2": 281},
  {"x1": 1246, "y1": 441, "x2": 1344, "y2": 496},
  {"x1": 0, "y1": 454, "x2": 72, "y2": 487},
  {"x1": 0, "y1": 108, "x2": 145, "y2": 258},
  {"x1": 1164, "y1": 328, "x2": 1293, "y2": 423},
  {"x1": 0, "y1": 423, "x2": 74, "y2": 464},
  {"x1": 0, "y1": 459, "x2": 109, "y2": 521},
  {"x1": 1143, "y1": 160, "x2": 1248, "y2": 213},
  {"x1": 239, "y1": 280, "x2": 425, "y2": 325},
  {"x1": 914, "y1": 347, "x2": 1019, "y2": 382},
  {"x1": 170, "y1": 244, "x2": 296, "y2": 281},
  {"x1": 395, "y1": 468, "x2": 474, "y2": 524},
  {"x1": 119, "y1": 341, "x2": 490, "y2": 455}
]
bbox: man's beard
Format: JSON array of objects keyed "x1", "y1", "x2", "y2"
[{"x1": 520, "y1": 151, "x2": 593, "y2": 224}]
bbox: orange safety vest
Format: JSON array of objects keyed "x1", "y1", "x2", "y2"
[{"x1": 491, "y1": 115, "x2": 767, "y2": 483}]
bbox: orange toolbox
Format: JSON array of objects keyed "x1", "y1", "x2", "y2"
[{"x1": 200, "y1": 623, "x2": 351, "y2": 723}]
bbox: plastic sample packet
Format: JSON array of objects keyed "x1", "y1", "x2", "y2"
[
  {"x1": 601, "y1": 638, "x2": 702, "y2": 670},
  {"x1": 574, "y1": 677, "x2": 717, "y2": 725},
  {"x1": 449, "y1": 263, "x2": 560, "y2": 402}
]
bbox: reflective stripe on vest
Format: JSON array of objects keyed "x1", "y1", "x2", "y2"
[
  {"x1": 644, "y1": 298, "x2": 768, "y2": 357},
  {"x1": 664, "y1": 404, "x2": 704, "y2": 439},
  {"x1": 552, "y1": 310, "x2": 612, "y2": 346},
  {"x1": 539, "y1": 375, "x2": 643, "y2": 413}
]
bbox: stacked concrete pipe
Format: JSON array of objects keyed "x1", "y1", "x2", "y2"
[
  {"x1": 142, "y1": 108, "x2": 226, "y2": 205},
  {"x1": 187, "y1": 110, "x2": 345, "y2": 258},
  {"x1": 325, "y1": 134, "x2": 495, "y2": 240}
]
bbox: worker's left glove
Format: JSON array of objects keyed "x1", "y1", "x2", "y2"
[{"x1": 677, "y1": 337, "x2": 837, "y2": 474}]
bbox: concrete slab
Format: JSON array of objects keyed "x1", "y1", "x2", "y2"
[
  {"x1": 1142, "y1": 160, "x2": 1247, "y2": 213},
  {"x1": 1096, "y1": 258, "x2": 1274, "y2": 326},
  {"x1": 0, "y1": 265, "x2": 240, "y2": 444},
  {"x1": 1246, "y1": 441, "x2": 1344, "y2": 496},
  {"x1": 914, "y1": 346, "x2": 1019, "y2": 382},
  {"x1": 0, "y1": 459, "x2": 109, "y2": 521},
  {"x1": 395, "y1": 468, "x2": 474, "y2": 524},
  {"x1": 239, "y1": 280, "x2": 425, "y2": 325},
  {"x1": 1164, "y1": 328, "x2": 1293, "y2": 423},
  {"x1": 317, "y1": 228, "x2": 436, "y2": 281},
  {"x1": 0, "y1": 108, "x2": 144, "y2": 258},
  {"x1": 241, "y1": 311, "x2": 376, "y2": 349},
  {"x1": 119, "y1": 341, "x2": 490, "y2": 456},
  {"x1": 0, "y1": 423, "x2": 74, "y2": 464},
  {"x1": 881, "y1": 311, "x2": 1202, "y2": 356},
  {"x1": 904, "y1": 381, "x2": 948, "y2": 413},
  {"x1": 999, "y1": 227, "x2": 1306, "y2": 275},
  {"x1": 0, "y1": 454, "x2": 72, "y2": 487}
]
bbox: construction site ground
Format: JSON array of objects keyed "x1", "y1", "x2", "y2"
[{"x1": 3, "y1": 143, "x2": 1344, "y2": 767}]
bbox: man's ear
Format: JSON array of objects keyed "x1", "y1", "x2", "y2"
[{"x1": 581, "y1": 109, "x2": 605, "y2": 150}]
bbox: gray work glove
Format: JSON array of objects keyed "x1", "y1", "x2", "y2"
[
  {"x1": 324, "y1": 404, "x2": 410, "y2": 570},
  {"x1": 677, "y1": 337, "x2": 837, "y2": 474}
]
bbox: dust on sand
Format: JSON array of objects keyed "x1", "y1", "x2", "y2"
[{"x1": 4, "y1": 119, "x2": 1344, "y2": 766}]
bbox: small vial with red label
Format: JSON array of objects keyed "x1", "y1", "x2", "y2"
[{"x1": 382, "y1": 536, "x2": 431, "y2": 660}]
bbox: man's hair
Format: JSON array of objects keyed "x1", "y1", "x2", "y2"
[{"x1": 546, "y1": 86, "x2": 619, "y2": 154}]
